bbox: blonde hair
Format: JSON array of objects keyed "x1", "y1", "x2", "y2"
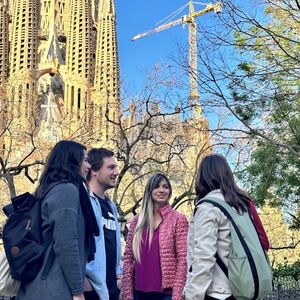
[{"x1": 132, "y1": 173, "x2": 172, "y2": 262}]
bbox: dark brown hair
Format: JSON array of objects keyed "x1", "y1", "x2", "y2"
[
  {"x1": 195, "y1": 154, "x2": 251, "y2": 212},
  {"x1": 35, "y1": 140, "x2": 86, "y2": 198},
  {"x1": 87, "y1": 147, "x2": 114, "y2": 181}
]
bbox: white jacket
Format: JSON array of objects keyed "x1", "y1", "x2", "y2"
[{"x1": 184, "y1": 190, "x2": 232, "y2": 300}]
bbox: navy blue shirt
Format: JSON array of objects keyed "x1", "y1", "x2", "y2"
[{"x1": 96, "y1": 195, "x2": 118, "y2": 296}]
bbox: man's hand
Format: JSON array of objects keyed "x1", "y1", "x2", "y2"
[{"x1": 117, "y1": 276, "x2": 122, "y2": 289}]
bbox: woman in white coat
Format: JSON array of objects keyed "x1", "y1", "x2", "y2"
[{"x1": 184, "y1": 154, "x2": 262, "y2": 300}]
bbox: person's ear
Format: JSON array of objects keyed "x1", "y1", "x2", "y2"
[{"x1": 91, "y1": 170, "x2": 98, "y2": 177}]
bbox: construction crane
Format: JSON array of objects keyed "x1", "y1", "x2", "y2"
[{"x1": 132, "y1": 1, "x2": 222, "y2": 103}]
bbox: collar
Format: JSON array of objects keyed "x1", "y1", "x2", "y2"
[
  {"x1": 89, "y1": 190, "x2": 96, "y2": 199},
  {"x1": 208, "y1": 189, "x2": 221, "y2": 195},
  {"x1": 206, "y1": 189, "x2": 225, "y2": 201},
  {"x1": 89, "y1": 190, "x2": 110, "y2": 201},
  {"x1": 159, "y1": 203, "x2": 172, "y2": 218}
]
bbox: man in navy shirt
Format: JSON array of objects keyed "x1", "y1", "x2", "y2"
[{"x1": 85, "y1": 148, "x2": 122, "y2": 300}]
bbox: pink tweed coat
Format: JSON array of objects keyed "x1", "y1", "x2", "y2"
[{"x1": 121, "y1": 204, "x2": 188, "y2": 300}]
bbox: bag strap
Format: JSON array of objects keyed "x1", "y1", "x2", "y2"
[
  {"x1": 3, "y1": 183, "x2": 63, "y2": 217},
  {"x1": 198, "y1": 198, "x2": 259, "y2": 300},
  {"x1": 215, "y1": 253, "x2": 228, "y2": 277},
  {"x1": 2, "y1": 204, "x2": 14, "y2": 217}
]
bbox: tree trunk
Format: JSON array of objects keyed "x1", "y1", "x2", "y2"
[{"x1": 5, "y1": 174, "x2": 16, "y2": 198}]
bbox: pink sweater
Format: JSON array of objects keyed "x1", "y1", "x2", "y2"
[{"x1": 121, "y1": 204, "x2": 188, "y2": 300}]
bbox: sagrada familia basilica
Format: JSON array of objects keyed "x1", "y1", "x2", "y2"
[{"x1": 0, "y1": 0, "x2": 119, "y2": 142}]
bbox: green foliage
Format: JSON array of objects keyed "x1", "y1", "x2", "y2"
[
  {"x1": 228, "y1": 1, "x2": 300, "y2": 225},
  {"x1": 237, "y1": 62, "x2": 254, "y2": 75},
  {"x1": 241, "y1": 85, "x2": 300, "y2": 222},
  {"x1": 233, "y1": 31, "x2": 248, "y2": 49},
  {"x1": 273, "y1": 260, "x2": 300, "y2": 281},
  {"x1": 244, "y1": 141, "x2": 300, "y2": 209}
]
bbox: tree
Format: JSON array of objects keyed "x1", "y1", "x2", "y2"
[
  {"x1": 106, "y1": 69, "x2": 213, "y2": 218},
  {"x1": 0, "y1": 82, "x2": 44, "y2": 200},
  {"x1": 95, "y1": 66, "x2": 245, "y2": 221},
  {"x1": 176, "y1": 0, "x2": 299, "y2": 226},
  {"x1": 273, "y1": 260, "x2": 300, "y2": 281},
  {"x1": 0, "y1": 66, "x2": 238, "y2": 228}
]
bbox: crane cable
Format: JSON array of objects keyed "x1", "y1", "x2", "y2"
[
  {"x1": 155, "y1": 1, "x2": 211, "y2": 28},
  {"x1": 193, "y1": 2, "x2": 211, "y2": 5},
  {"x1": 155, "y1": 2, "x2": 189, "y2": 26},
  {"x1": 144, "y1": 1, "x2": 213, "y2": 35}
]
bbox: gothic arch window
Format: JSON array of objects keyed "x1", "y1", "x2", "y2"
[
  {"x1": 71, "y1": 85, "x2": 74, "y2": 108},
  {"x1": 18, "y1": 84, "x2": 22, "y2": 118},
  {"x1": 77, "y1": 88, "x2": 81, "y2": 118},
  {"x1": 25, "y1": 83, "x2": 30, "y2": 117}
]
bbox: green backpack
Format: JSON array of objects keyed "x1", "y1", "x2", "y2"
[{"x1": 197, "y1": 197, "x2": 273, "y2": 300}]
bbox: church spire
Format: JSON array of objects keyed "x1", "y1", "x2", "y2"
[
  {"x1": 99, "y1": 0, "x2": 115, "y2": 14},
  {"x1": 64, "y1": 0, "x2": 94, "y2": 129},
  {"x1": 0, "y1": 0, "x2": 9, "y2": 84},
  {"x1": 9, "y1": 0, "x2": 39, "y2": 123},
  {"x1": 93, "y1": 0, "x2": 120, "y2": 142}
]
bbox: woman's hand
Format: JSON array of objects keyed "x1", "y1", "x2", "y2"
[
  {"x1": 84, "y1": 277, "x2": 93, "y2": 292},
  {"x1": 72, "y1": 293, "x2": 85, "y2": 300},
  {"x1": 117, "y1": 276, "x2": 122, "y2": 289}
]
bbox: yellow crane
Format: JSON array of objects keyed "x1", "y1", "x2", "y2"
[{"x1": 132, "y1": 1, "x2": 222, "y2": 102}]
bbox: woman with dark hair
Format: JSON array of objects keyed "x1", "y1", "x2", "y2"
[
  {"x1": 184, "y1": 154, "x2": 269, "y2": 300},
  {"x1": 121, "y1": 173, "x2": 188, "y2": 300},
  {"x1": 17, "y1": 140, "x2": 99, "y2": 300}
]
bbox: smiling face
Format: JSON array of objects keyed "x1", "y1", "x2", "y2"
[
  {"x1": 80, "y1": 150, "x2": 91, "y2": 179},
  {"x1": 151, "y1": 179, "x2": 171, "y2": 208},
  {"x1": 92, "y1": 156, "x2": 119, "y2": 191}
]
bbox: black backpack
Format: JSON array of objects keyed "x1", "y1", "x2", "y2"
[{"x1": 2, "y1": 184, "x2": 59, "y2": 282}]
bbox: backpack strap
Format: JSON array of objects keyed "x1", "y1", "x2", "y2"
[
  {"x1": 2, "y1": 204, "x2": 14, "y2": 217},
  {"x1": 198, "y1": 198, "x2": 259, "y2": 300},
  {"x1": 215, "y1": 253, "x2": 228, "y2": 277}
]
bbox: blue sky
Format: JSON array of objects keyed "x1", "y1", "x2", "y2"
[
  {"x1": 116, "y1": 0, "x2": 265, "y2": 90},
  {"x1": 115, "y1": 0, "x2": 267, "y2": 134},
  {"x1": 115, "y1": 0, "x2": 227, "y2": 139},
  {"x1": 117, "y1": 0, "x2": 207, "y2": 89},
  {"x1": 115, "y1": 0, "x2": 232, "y2": 133}
]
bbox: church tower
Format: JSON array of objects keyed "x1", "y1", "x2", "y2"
[
  {"x1": 0, "y1": 0, "x2": 9, "y2": 84},
  {"x1": 9, "y1": 0, "x2": 39, "y2": 124},
  {"x1": 64, "y1": 0, "x2": 94, "y2": 133},
  {"x1": 0, "y1": 0, "x2": 121, "y2": 143},
  {"x1": 0, "y1": 0, "x2": 9, "y2": 151},
  {"x1": 93, "y1": 0, "x2": 120, "y2": 142}
]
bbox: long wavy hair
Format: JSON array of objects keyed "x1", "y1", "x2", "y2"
[
  {"x1": 132, "y1": 173, "x2": 172, "y2": 262},
  {"x1": 35, "y1": 140, "x2": 86, "y2": 198},
  {"x1": 195, "y1": 154, "x2": 251, "y2": 212}
]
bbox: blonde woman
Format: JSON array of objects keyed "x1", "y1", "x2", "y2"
[{"x1": 121, "y1": 173, "x2": 188, "y2": 300}]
